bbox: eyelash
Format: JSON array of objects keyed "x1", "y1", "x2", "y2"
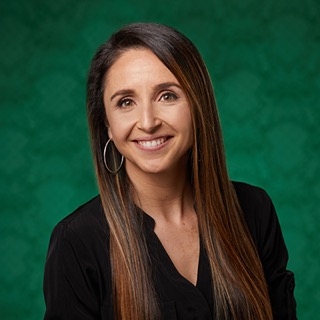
[
  {"x1": 116, "y1": 98, "x2": 133, "y2": 108},
  {"x1": 160, "y1": 92, "x2": 178, "y2": 102},
  {"x1": 116, "y1": 91, "x2": 179, "y2": 108}
]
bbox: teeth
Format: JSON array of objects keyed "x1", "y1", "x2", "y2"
[{"x1": 138, "y1": 138, "x2": 166, "y2": 148}]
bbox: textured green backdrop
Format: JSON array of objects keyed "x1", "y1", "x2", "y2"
[{"x1": 1, "y1": 0, "x2": 319, "y2": 319}]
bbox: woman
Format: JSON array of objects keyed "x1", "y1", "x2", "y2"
[{"x1": 44, "y1": 23, "x2": 297, "y2": 319}]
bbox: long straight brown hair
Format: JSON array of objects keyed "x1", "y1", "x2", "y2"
[{"x1": 87, "y1": 23, "x2": 273, "y2": 319}]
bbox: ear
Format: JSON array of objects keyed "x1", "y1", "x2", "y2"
[{"x1": 107, "y1": 126, "x2": 113, "y2": 140}]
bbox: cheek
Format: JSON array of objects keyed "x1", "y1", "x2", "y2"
[
  {"x1": 105, "y1": 109, "x2": 121, "y2": 134},
  {"x1": 107, "y1": 113, "x2": 134, "y2": 143},
  {"x1": 107, "y1": 126, "x2": 126, "y2": 155},
  {"x1": 175, "y1": 107, "x2": 193, "y2": 132},
  {"x1": 108, "y1": 125, "x2": 124, "y2": 142},
  {"x1": 180, "y1": 109, "x2": 194, "y2": 145}
]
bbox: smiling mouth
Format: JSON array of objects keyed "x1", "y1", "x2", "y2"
[{"x1": 137, "y1": 137, "x2": 168, "y2": 148}]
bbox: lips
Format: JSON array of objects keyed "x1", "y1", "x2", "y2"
[
  {"x1": 135, "y1": 136, "x2": 170, "y2": 149},
  {"x1": 138, "y1": 138, "x2": 165, "y2": 147}
]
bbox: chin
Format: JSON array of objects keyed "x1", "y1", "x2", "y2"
[
  {"x1": 135, "y1": 161, "x2": 172, "y2": 175},
  {"x1": 126, "y1": 158, "x2": 183, "y2": 176},
  {"x1": 140, "y1": 165, "x2": 166, "y2": 174}
]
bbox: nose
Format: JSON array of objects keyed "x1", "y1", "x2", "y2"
[{"x1": 137, "y1": 104, "x2": 162, "y2": 133}]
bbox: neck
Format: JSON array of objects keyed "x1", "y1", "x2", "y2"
[{"x1": 126, "y1": 162, "x2": 194, "y2": 223}]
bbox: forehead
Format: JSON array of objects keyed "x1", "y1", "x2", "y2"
[{"x1": 105, "y1": 48, "x2": 179, "y2": 88}]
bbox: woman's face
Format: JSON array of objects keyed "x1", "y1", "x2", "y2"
[{"x1": 103, "y1": 48, "x2": 193, "y2": 176}]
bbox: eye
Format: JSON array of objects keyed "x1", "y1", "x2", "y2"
[
  {"x1": 159, "y1": 92, "x2": 178, "y2": 102},
  {"x1": 117, "y1": 98, "x2": 134, "y2": 108}
]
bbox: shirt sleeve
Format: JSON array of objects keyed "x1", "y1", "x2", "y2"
[
  {"x1": 253, "y1": 188, "x2": 297, "y2": 320},
  {"x1": 43, "y1": 223, "x2": 103, "y2": 319}
]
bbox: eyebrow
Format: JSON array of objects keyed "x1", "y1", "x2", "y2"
[{"x1": 109, "y1": 82, "x2": 182, "y2": 102}]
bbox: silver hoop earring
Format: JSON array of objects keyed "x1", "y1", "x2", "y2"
[{"x1": 103, "y1": 139, "x2": 124, "y2": 174}]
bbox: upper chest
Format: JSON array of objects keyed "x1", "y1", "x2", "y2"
[
  {"x1": 145, "y1": 223, "x2": 213, "y2": 319},
  {"x1": 153, "y1": 214, "x2": 200, "y2": 286}
]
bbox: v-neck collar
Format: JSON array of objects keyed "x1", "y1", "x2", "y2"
[
  {"x1": 138, "y1": 207, "x2": 208, "y2": 289},
  {"x1": 134, "y1": 206, "x2": 214, "y2": 318}
]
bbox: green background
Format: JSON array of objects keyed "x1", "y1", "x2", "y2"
[{"x1": 1, "y1": 0, "x2": 319, "y2": 319}]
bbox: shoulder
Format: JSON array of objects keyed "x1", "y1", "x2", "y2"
[
  {"x1": 45, "y1": 194, "x2": 110, "y2": 284},
  {"x1": 231, "y1": 181, "x2": 282, "y2": 258},
  {"x1": 44, "y1": 196, "x2": 112, "y2": 317},
  {"x1": 48, "y1": 195, "x2": 109, "y2": 257},
  {"x1": 58, "y1": 195, "x2": 104, "y2": 227},
  {"x1": 232, "y1": 181, "x2": 274, "y2": 225},
  {"x1": 232, "y1": 181, "x2": 271, "y2": 209},
  {"x1": 56, "y1": 195, "x2": 107, "y2": 236},
  {"x1": 232, "y1": 183, "x2": 296, "y2": 317}
]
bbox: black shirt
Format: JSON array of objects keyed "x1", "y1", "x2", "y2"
[{"x1": 43, "y1": 182, "x2": 297, "y2": 319}]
